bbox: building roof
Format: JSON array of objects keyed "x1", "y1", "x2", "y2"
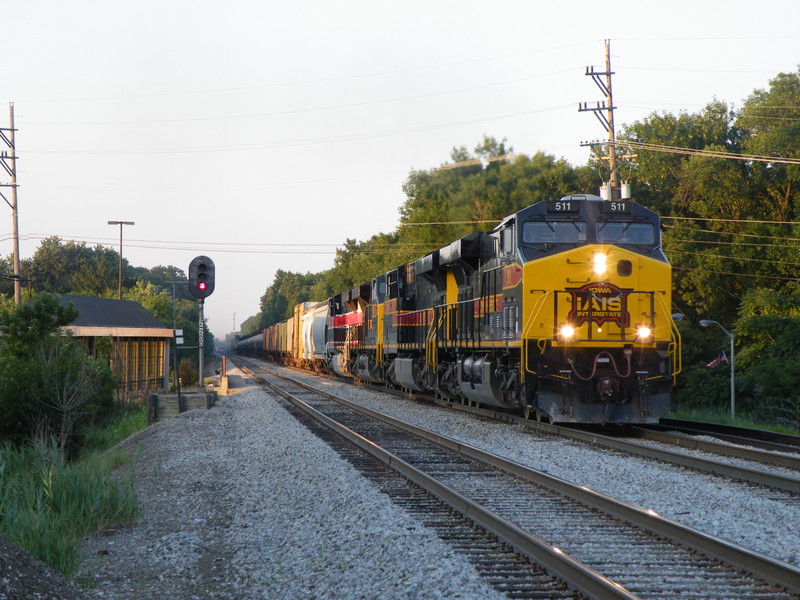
[{"x1": 60, "y1": 295, "x2": 174, "y2": 338}]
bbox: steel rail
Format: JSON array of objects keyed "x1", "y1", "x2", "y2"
[
  {"x1": 543, "y1": 421, "x2": 800, "y2": 493},
  {"x1": 416, "y1": 393, "x2": 800, "y2": 493},
  {"x1": 660, "y1": 418, "x2": 800, "y2": 450},
  {"x1": 631, "y1": 426, "x2": 800, "y2": 470},
  {"x1": 244, "y1": 359, "x2": 800, "y2": 595}
]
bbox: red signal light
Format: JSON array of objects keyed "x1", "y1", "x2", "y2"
[{"x1": 188, "y1": 255, "x2": 215, "y2": 300}]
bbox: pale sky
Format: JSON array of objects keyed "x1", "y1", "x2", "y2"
[{"x1": 2, "y1": 1, "x2": 798, "y2": 338}]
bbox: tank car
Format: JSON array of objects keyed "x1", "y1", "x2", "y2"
[{"x1": 235, "y1": 330, "x2": 265, "y2": 358}]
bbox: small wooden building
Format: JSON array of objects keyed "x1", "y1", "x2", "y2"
[{"x1": 60, "y1": 295, "x2": 173, "y2": 397}]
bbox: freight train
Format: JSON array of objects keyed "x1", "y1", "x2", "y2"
[{"x1": 236, "y1": 193, "x2": 681, "y2": 424}]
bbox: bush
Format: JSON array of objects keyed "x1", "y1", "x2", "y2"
[
  {"x1": 0, "y1": 439, "x2": 137, "y2": 575},
  {"x1": 178, "y1": 356, "x2": 198, "y2": 387},
  {"x1": 0, "y1": 293, "x2": 116, "y2": 459}
]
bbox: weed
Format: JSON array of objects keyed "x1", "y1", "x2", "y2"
[{"x1": 0, "y1": 412, "x2": 144, "y2": 576}]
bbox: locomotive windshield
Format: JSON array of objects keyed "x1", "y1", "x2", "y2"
[
  {"x1": 522, "y1": 221, "x2": 587, "y2": 244},
  {"x1": 520, "y1": 219, "x2": 659, "y2": 254},
  {"x1": 596, "y1": 221, "x2": 656, "y2": 246}
]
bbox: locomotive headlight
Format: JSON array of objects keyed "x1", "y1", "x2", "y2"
[
  {"x1": 593, "y1": 252, "x2": 608, "y2": 275},
  {"x1": 559, "y1": 324, "x2": 576, "y2": 340},
  {"x1": 636, "y1": 326, "x2": 652, "y2": 340}
]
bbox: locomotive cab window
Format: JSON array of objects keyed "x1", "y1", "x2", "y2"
[
  {"x1": 596, "y1": 222, "x2": 656, "y2": 247},
  {"x1": 501, "y1": 226, "x2": 514, "y2": 254},
  {"x1": 522, "y1": 221, "x2": 587, "y2": 245}
]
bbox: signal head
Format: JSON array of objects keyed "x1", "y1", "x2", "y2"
[{"x1": 188, "y1": 255, "x2": 215, "y2": 299}]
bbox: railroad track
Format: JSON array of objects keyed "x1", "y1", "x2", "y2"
[
  {"x1": 410, "y1": 387, "x2": 800, "y2": 494},
  {"x1": 643, "y1": 418, "x2": 800, "y2": 454},
  {"x1": 233, "y1": 357, "x2": 800, "y2": 600},
  {"x1": 238, "y1": 357, "x2": 800, "y2": 491}
]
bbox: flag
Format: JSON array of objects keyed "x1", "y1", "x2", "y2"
[{"x1": 706, "y1": 351, "x2": 728, "y2": 368}]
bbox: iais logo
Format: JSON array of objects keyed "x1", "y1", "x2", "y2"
[{"x1": 565, "y1": 282, "x2": 631, "y2": 328}]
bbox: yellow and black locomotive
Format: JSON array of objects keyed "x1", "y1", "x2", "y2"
[{"x1": 238, "y1": 193, "x2": 681, "y2": 424}]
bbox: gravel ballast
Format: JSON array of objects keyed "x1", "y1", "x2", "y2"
[
  {"x1": 71, "y1": 362, "x2": 800, "y2": 598},
  {"x1": 284, "y1": 366, "x2": 800, "y2": 569},
  {"x1": 78, "y1": 372, "x2": 507, "y2": 600}
]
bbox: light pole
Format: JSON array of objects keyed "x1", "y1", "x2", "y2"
[
  {"x1": 108, "y1": 220, "x2": 135, "y2": 299},
  {"x1": 699, "y1": 319, "x2": 735, "y2": 419}
]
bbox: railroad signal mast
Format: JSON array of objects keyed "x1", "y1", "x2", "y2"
[
  {"x1": 579, "y1": 39, "x2": 633, "y2": 201},
  {"x1": 188, "y1": 255, "x2": 216, "y2": 386}
]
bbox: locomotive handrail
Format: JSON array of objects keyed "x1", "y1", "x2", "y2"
[
  {"x1": 522, "y1": 290, "x2": 554, "y2": 376},
  {"x1": 425, "y1": 307, "x2": 448, "y2": 370},
  {"x1": 654, "y1": 292, "x2": 682, "y2": 381},
  {"x1": 523, "y1": 290, "x2": 553, "y2": 340},
  {"x1": 375, "y1": 303, "x2": 384, "y2": 362},
  {"x1": 343, "y1": 325, "x2": 354, "y2": 369},
  {"x1": 432, "y1": 298, "x2": 480, "y2": 350},
  {"x1": 394, "y1": 306, "x2": 434, "y2": 351}
]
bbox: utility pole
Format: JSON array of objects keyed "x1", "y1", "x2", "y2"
[
  {"x1": 0, "y1": 104, "x2": 21, "y2": 306},
  {"x1": 579, "y1": 40, "x2": 628, "y2": 200}
]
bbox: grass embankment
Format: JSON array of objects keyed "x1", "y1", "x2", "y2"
[
  {"x1": 668, "y1": 407, "x2": 800, "y2": 435},
  {"x1": 0, "y1": 405, "x2": 147, "y2": 576}
]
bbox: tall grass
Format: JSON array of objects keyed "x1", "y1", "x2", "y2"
[
  {"x1": 668, "y1": 407, "x2": 800, "y2": 435},
  {"x1": 80, "y1": 403, "x2": 148, "y2": 455},
  {"x1": 0, "y1": 437, "x2": 139, "y2": 576}
]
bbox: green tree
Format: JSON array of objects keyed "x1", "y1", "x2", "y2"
[
  {"x1": 0, "y1": 255, "x2": 16, "y2": 297},
  {"x1": 122, "y1": 281, "x2": 174, "y2": 326},
  {"x1": 247, "y1": 138, "x2": 594, "y2": 331},
  {"x1": 23, "y1": 237, "x2": 133, "y2": 297},
  {"x1": 738, "y1": 69, "x2": 800, "y2": 222},
  {"x1": 0, "y1": 293, "x2": 78, "y2": 360},
  {"x1": 731, "y1": 286, "x2": 800, "y2": 424},
  {"x1": 259, "y1": 270, "x2": 323, "y2": 327},
  {"x1": 621, "y1": 100, "x2": 741, "y2": 217},
  {"x1": 36, "y1": 336, "x2": 115, "y2": 462},
  {"x1": 399, "y1": 141, "x2": 585, "y2": 251},
  {"x1": 0, "y1": 293, "x2": 115, "y2": 455},
  {"x1": 239, "y1": 314, "x2": 263, "y2": 337},
  {"x1": 135, "y1": 265, "x2": 190, "y2": 299}
]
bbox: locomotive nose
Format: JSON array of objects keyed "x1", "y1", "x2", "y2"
[{"x1": 597, "y1": 376, "x2": 620, "y2": 401}]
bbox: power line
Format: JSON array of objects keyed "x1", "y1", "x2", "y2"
[
  {"x1": 25, "y1": 69, "x2": 579, "y2": 127},
  {"x1": 666, "y1": 238, "x2": 796, "y2": 250},
  {"x1": 19, "y1": 41, "x2": 599, "y2": 105},
  {"x1": 432, "y1": 153, "x2": 520, "y2": 171},
  {"x1": 615, "y1": 139, "x2": 800, "y2": 165},
  {"x1": 0, "y1": 232, "x2": 442, "y2": 255},
  {"x1": 25, "y1": 104, "x2": 573, "y2": 156},
  {"x1": 663, "y1": 216, "x2": 800, "y2": 225},
  {"x1": 664, "y1": 225, "x2": 800, "y2": 243},
  {"x1": 621, "y1": 66, "x2": 790, "y2": 75},
  {"x1": 669, "y1": 248, "x2": 800, "y2": 268},
  {"x1": 742, "y1": 114, "x2": 800, "y2": 122},
  {"x1": 672, "y1": 265, "x2": 799, "y2": 283}
]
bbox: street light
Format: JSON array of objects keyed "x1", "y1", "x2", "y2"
[
  {"x1": 108, "y1": 220, "x2": 135, "y2": 300},
  {"x1": 699, "y1": 319, "x2": 735, "y2": 419}
]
